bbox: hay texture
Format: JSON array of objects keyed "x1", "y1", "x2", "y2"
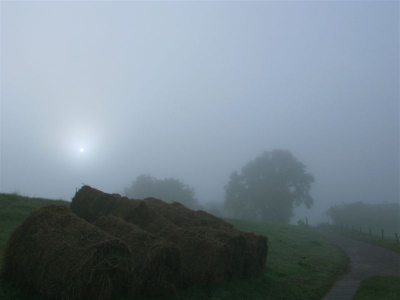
[
  {"x1": 157, "y1": 227, "x2": 230, "y2": 286},
  {"x1": 125, "y1": 201, "x2": 178, "y2": 234},
  {"x1": 1, "y1": 205, "x2": 134, "y2": 300},
  {"x1": 70, "y1": 185, "x2": 140, "y2": 222},
  {"x1": 70, "y1": 186, "x2": 268, "y2": 286},
  {"x1": 194, "y1": 227, "x2": 268, "y2": 278},
  {"x1": 94, "y1": 216, "x2": 182, "y2": 294},
  {"x1": 144, "y1": 197, "x2": 234, "y2": 229}
]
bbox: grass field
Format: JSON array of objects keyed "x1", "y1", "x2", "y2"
[
  {"x1": 0, "y1": 193, "x2": 348, "y2": 300},
  {"x1": 329, "y1": 226, "x2": 400, "y2": 254},
  {"x1": 353, "y1": 276, "x2": 400, "y2": 300}
]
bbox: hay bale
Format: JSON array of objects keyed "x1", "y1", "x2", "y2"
[
  {"x1": 70, "y1": 185, "x2": 119, "y2": 222},
  {"x1": 71, "y1": 185, "x2": 140, "y2": 222},
  {"x1": 157, "y1": 227, "x2": 229, "y2": 286},
  {"x1": 194, "y1": 227, "x2": 268, "y2": 278},
  {"x1": 94, "y1": 216, "x2": 182, "y2": 294},
  {"x1": 125, "y1": 201, "x2": 178, "y2": 234},
  {"x1": 144, "y1": 197, "x2": 233, "y2": 229},
  {"x1": 110, "y1": 197, "x2": 141, "y2": 220},
  {"x1": 241, "y1": 231, "x2": 268, "y2": 276},
  {"x1": 70, "y1": 186, "x2": 268, "y2": 286},
  {"x1": 193, "y1": 227, "x2": 247, "y2": 279},
  {"x1": 1, "y1": 205, "x2": 134, "y2": 300}
]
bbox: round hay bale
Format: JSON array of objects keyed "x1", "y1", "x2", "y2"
[
  {"x1": 111, "y1": 197, "x2": 141, "y2": 220},
  {"x1": 144, "y1": 197, "x2": 233, "y2": 229},
  {"x1": 94, "y1": 216, "x2": 182, "y2": 295},
  {"x1": 70, "y1": 185, "x2": 119, "y2": 222},
  {"x1": 1, "y1": 205, "x2": 135, "y2": 300},
  {"x1": 71, "y1": 185, "x2": 140, "y2": 222},
  {"x1": 125, "y1": 201, "x2": 177, "y2": 234},
  {"x1": 194, "y1": 227, "x2": 268, "y2": 278},
  {"x1": 157, "y1": 227, "x2": 229, "y2": 286},
  {"x1": 241, "y1": 231, "x2": 268, "y2": 276},
  {"x1": 193, "y1": 227, "x2": 247, "y2": 279}
]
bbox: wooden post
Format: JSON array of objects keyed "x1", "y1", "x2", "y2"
[
  {"x1": 395, "y1": 233, "x2": 399, "y2": 244},
  {"x1": 359, "y1": 227, "x2": 362, "y2": 233},
  {"x1": 352, "y1": 225, "x2": 354, "y2": 232},
  {"x1": 381, "y1": 229, "x2": 384, "y2": 240},
  {"x1": 305, "y1": 217, "x2": 308, "y2": 227},
  {"x1": 369, "y1": 228, "x2": 372, "y2": 236}
]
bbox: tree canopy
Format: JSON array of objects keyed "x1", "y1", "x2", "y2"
[
  {"x1": 125, "y1": 174, "x2": 198, "y2": 209},
  {"x1": 225, "y1": 149, "x2": 315, "y2": 223}
]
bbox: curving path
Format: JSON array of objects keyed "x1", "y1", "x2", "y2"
[{"x1": 318, "y1": 227, "x2": 400, "y2": 300}]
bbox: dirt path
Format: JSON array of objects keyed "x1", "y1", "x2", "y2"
[{"x1": 318, "y1": 227, "x2": 400, "y2": 300}]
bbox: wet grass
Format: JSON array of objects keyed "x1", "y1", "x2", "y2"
[
  {"x1": 0, "y1": 193, "x2": 348, "y2": 299},
  {"x1": 330, "y1": 226, "x2": 400, "y2": 254},
  {"x1": 353, "y1": 276, "x2": 400, "y2": 300}
]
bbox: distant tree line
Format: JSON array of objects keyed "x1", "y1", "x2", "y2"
[
  {"x1": 125, "y1": 149, "x2": 315, "y2": 224},
  {"x1": 125, "y1": 174, "x2": 199, "y2": 209},
  {"x1": 326, "y1": 202, "x2": 400, "y2": 231}
]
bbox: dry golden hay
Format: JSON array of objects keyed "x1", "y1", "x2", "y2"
[
  {"x1": 0, "y1": 205, "x2": 135, "y2": 300},
  {"x1": 144, "y1": 197, "x2": 233, "y2": 229},
  {"x1": 110, "y1": 196, "x2": 142, "y2": 220},
  {"x1": 143, "y1": 198, "x2": 267, "y2": 277},
  {"x1": 241, "y1": 231, "x2": 269, "y2": 276},
  {"x1": 194, "y1": 227, "x2": 268, "y2": 278},
  {"x1": 70, "y1": 186, "x2": 268, "y2": 285},
  {"x1": 125, "y1": 201, "x2": 178, "y2": 234},
  {"x1": 70, "y1": 185, "x2": 118, "y2": 222},
  {"x1": 157, "y1": 227, "x2": 230, "y2": 286},
  {"x1": 94, "y1": 216, "x2": 182, "y2": 295},
  {"x1": 71, "y1": 185, "x2": 140, "y2": 222}
]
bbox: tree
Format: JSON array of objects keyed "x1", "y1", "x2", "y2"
[
  {"x1": 125, "y1": 174, "x2": 198, "y2": 209},
  {"x1": 225, "y1": 149, "x2": 315, "y2": 223}
]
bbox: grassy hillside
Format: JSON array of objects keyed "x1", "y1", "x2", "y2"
[
  {"x1": 0, "y1": 194, "x2": 347, "y2": 300},
  {"x1": 328, "y1": 226, "x2": 400, "y2": 254}
]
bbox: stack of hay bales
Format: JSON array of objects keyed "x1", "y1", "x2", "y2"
[
  {"x1": 0, "y1": 205, "x2": 134, "y2": 300},
  {"x1": 71, "y1": 186, "x2": 268, "y2": 285},
  {"x1": 1, "y1": 186, "x2": 268, "y2": 299},
  {"x1": 94, "y1": 216, "x2": 182, "y2": 294}
]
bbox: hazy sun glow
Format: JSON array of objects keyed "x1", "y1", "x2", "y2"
[{"x1": 79, "y1": 148, "x2": 85, "y2": 153}]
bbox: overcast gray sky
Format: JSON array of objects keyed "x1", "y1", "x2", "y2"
[{"x1": 1, "y1": 1, "x2": 398, "y2": 224}]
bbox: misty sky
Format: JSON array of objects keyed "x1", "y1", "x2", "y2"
[{"x1": 1, "y1": 1, "x2": 399, "y2": 224}]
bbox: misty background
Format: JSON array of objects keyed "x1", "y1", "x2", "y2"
[{"x1": 1, "y1": 1, "x2": 398, "y2": 225}]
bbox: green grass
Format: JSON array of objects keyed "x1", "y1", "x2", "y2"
[
  {"x1": 0, "y1": 193, "x2": 69, "y2": 263},
  {"x1": 0, "y1": 194, "x2": 348, "y2": 300},
  {"x1": 352, "y1": 276, "x2": 400, "y2": 300},
  {"x1": 331, "y1": 226, "x2": 400, "y2": 254}
]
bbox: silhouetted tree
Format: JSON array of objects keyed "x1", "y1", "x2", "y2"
[
  {"x1": 225, "y1": 149, "x2": 315, "y2": 223},
  {"x1": 125, "y1": 174, "x2": 198, "y2": 209}
]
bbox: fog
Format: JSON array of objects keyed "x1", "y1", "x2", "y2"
[{"x1": 1, "y1": 1, "x2": 398, "y2": 225}]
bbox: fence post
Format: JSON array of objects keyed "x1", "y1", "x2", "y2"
[
  {"x1": 305, "y1": 217, "x2": 308, "y2": 227},
  {"x1": 369, "y1": 228, "x2": 372, "y2": 236},
  {"x1": 395, "y1": 233, "x2": 399, "y2": 244},
  {"x1": 359, "y1": 227, "x2": 362, "y2": 233},
  {"x1": 381, "y1": 229, "x2": 384, "y2": 240},
  {"x1": 352, "y1": 225, "x2": 354, "y2": 232}
]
